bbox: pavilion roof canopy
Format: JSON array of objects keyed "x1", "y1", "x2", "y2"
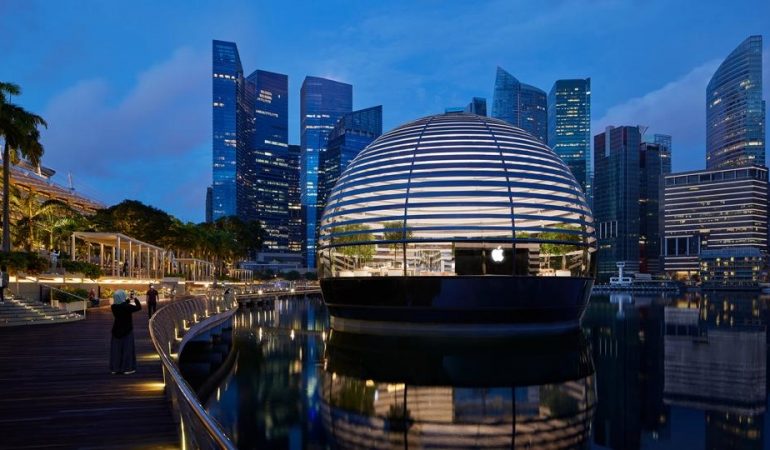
[{"x1": 71, "y1": 232, "x2": 166, "y2": 252}]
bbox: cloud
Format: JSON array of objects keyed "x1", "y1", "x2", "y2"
[
  {"x1": 593, "y1": 59, "x2": 720, "y2": 171},
  {"x1": 40, "y1": 47, "x2": 210, "y2": 222},
  {"x1": 596, "y1": 48, "x2": 770, "y2": 172}
]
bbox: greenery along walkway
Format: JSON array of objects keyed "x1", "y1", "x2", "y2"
[{"x1": 0, "y1": 303, "x2": 179, "y2": 449}]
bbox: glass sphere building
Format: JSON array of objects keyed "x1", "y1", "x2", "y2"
[{"x1": 318, "y1": 112, "x2": 596, "y2": 333}]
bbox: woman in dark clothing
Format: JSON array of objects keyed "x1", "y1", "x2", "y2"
[{"x1": 110, "y1": 289, "x2": 141, "y2": 374}]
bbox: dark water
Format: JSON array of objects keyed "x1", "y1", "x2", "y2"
[{"x1": 187, "y1": 292, "x2": 770, "y2": 449}]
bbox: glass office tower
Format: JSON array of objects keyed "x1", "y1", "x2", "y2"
[
  {"x1": 244, "y1": 70, "x2": 290, "y2": 250},
  {"x1": 300, "y1": 77, "x2": 352, "y2": 268},
  {"x1": 205, "y1": 186, "x2": 213, "y2": 223},
  {"x1": 492, "y1": 67, "x2": 547, "y2": 143},
  {"x1": 287, "y1": 144, "x2": 303, "y2": 254},
  {"x1": 465, "y1": 97, "x2": 487, "y2": 116},
  {"x1": 320, "y1": 106, "x2": 382, "y2": 207},
  {"x1": 706, "y1": 35, "x2": 765, "y2": 169},
  {"x1": 548, "y1": 79, "x2": 591, "y2": 193},
  {"x1": 594, "y1": 126, "x2": 642, "y2": 279},
  {"x1": 639, "y1": 140, "x2": 671, "y2": 274},
  {"x1": 212, "y1": 40, "x2": 246, "y2": 220}
]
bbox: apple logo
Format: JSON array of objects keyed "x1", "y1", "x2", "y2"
[{"x1": 491, "y1": 246, "x2": 504, "y2": 263}]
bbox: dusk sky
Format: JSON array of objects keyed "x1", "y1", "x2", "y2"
[{"x1": 1, "y1": 0, "x2": 768, "y2": 223}]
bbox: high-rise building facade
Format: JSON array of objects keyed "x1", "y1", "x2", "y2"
[
  {"x1": 212, "y1": 40, "x2": 247, "y2": 220},
  {"x1": 492, "y1": 67, "x2": 547, "y2": 143},
  {"x1": 548, "y1": 78, "x2": 591, "y2": 193},
  {"x1": 662, "y1": 165, "x2": 769, "y2": 276},
  {"x1": 320, "y1": 106, "x2": 382, "y2": 206},
  {"x1": 205, "y1": 186, "x2": 213, "y2": 223},
  {"x1": 286, "y1": 144, "x2": 303, "y2": 254},
  {"x1": 300, "y1": 77, "x2": 353, "y2": 268},
  {"x1": 706, "y1": 35, "x2": 765, "y2": 169},
  {"x1": 654, "y1": 134, "x2": 672, "y2": 174},
  {"x1": 465, "y1": 97, "x2": 487, "y2": 116},
  {"x1": 243, "y1": 70, "x2": 291, "y2": 250},
  {"x1": 639, "y1": 139, "x2": 671, "y2": 274},
  {"x1": 594, "y1": 126, "x2": 642, "y2": 279}
]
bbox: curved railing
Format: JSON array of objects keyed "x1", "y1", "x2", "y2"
[{"x1": 149, "y1": 286, "x2": 321, "y2": 449}]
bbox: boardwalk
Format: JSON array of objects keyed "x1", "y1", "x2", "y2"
[{"x1": 0, "y1": 303, "x2": 179, "y2": 449}]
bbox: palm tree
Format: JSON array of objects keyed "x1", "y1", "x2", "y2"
[
  {"x1": 0, "y1": 83, "x2": 47, "y2": 252},
  {"x1": 10, "y1": 186, "x2": 80, "y2": 251},
  {"x1": 0, "y1": 83, "x2": 20, "y2": 105},
  {"x1": 10, "y1": 188, "x2": 81, "y2": 251}
]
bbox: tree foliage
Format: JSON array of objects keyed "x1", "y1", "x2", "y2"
[
  {"x1": 332, "y1": 223, "x2": 375, "y2": 262},
  {"x1": 0, "y1": 82, "x2": 47, "y2": 251}
]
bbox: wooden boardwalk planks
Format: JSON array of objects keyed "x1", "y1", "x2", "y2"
[{"x1": 0, "y1": 304, "x2": 179, "y2": 449}]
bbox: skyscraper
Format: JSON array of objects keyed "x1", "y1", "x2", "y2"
[
  {"x1": 639, "y1": 138, "x2": 671, "y2": 274},
  {"x1": 492, "y1": 67, "x2": 547, "y2": 143},
  {"x1": 205, "y1": 186, "x2": 213, "y2": 223},
  {"x1": 465, "y1": 97, "x2": 487, "y2": 116},
  {"x1": 654, "y1": 134, "x2": 672, "y2": 173},
  {"x1": 300, "y1": 77, "x2": 352, "y2": 268},
  {"x1": 287, "y1": 144, "x2": 303, "y2": 254},
  {"x1": 594, "y1": 126, "x2": 642, "y2": 279},
  {"x1": 706, "y1": 35, "x2": 765, "y2": 169},
  {"x1": 320, "y1": 106, "x2": 383, "y2": 206},
  {"x1": 212, "y1": 40, "x2": 247, "y2": 220},
  {"x1": 548, "y1": 79, "x2": 591, "y2": 193},
  {"x1": 244, "y1": 70, "x2": 291, "y2": 250}
]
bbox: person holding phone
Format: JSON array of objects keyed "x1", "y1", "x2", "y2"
[{"x1": 110, "y1": 290, "x2": 141, "y2": 374}]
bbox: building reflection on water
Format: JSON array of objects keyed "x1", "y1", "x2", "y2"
[
  {"x1": 584, "y1": 292, "x2": 769, "y2": 450},
  {"x1": 321, "y1": 331, "x2": 595, "y2": 449},
  {"x1": 188, "y1": 292, "x2": 769, "y2": 449},
  {"x1": 196, "y1": 297, "x2": 596, "y2": 449},
  {"x1": 201, "y1": 299, "x2": 329, "y2": 449}
]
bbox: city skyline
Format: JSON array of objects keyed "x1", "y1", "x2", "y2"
[{"x1": 1, "y1": 0, "x2": 768, "y2": 222}]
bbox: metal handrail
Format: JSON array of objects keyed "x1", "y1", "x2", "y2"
[
  {"x1": 148, "y1": 288, "x2": 322, "y2": 449},
  {"x1": 25, "y1": 276, "x2": 89, "y2": 316},
  {"x1": 149, "y1": 294, "x2": 237, "y2": 450}
]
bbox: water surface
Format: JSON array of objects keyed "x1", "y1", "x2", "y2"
[{"x1": 190, "y1": 292, "x2": 770, "y2": 449}]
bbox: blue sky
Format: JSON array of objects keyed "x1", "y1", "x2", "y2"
[{"x1": 1, "y1": 0, "x2": 768, "y2": 222}]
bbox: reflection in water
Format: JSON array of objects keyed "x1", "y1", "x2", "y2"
[
  {"x1": 584, "y1": 292, "x2": 769, "y2": 450},
  {"x1": 664, "y1": 293, "x2": 767, "y2": 450},
  {"x1": 322, "y1": 331, "x2": 596, "y2": 449},
  {"x1": 199, "y1": 297, "x2": 596, "y2": 449},
  {"x1": 191, "y1": 291, "x2": 770, "y2": 449},
  {"x1": 203, "y1": 298, "x2": 329, "y2": 449}
]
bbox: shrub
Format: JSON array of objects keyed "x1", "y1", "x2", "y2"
[
  {"x1": 53, "y1": 286, "x2": 90, "y2": 303},
  {"x1": 62, "y1": 260, "x2": 102, "y2": 279},
  {"x1": 99, "y1": 286, "x2": 114, "y2": 300},
  {"x1": 0, "y1": 251, "x2": 48, "y2": 275}
]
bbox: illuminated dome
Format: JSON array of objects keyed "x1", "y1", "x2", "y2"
[{"x1": 318, "y1": 113, "x2": 596, "y2": 334}]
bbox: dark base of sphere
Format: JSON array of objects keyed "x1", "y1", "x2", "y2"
[{"x1": 321, "y1": 275, "x2": 594, "y2": 336}]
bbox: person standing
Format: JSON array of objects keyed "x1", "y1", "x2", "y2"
[
  {"x1": 0, "y1": 265, "x2": 7, "y2": 304},
  {"x1": 146, "y1": 284, "x2": 159, "y2": 318},
  {"x1": 110, "y1": 290, "x2": 141, "y2": 375}
]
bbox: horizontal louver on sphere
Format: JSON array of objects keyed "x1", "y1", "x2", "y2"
[{"x1": 318, "y1": 113, "x2": 596, "y2": 279}]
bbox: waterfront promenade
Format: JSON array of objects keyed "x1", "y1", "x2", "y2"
[{"x1": 0, "y1": 303, "x2": 178, "y2": 449}]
